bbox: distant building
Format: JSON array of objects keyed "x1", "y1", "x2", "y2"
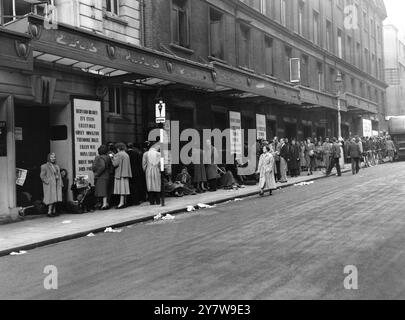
[{"x1": 384, "y1": 23, "x2": 405, "y2": 116}]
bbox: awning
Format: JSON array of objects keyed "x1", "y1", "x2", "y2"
[
  {"x1": 298, "y1": 85, "x2": 346, "y2": 111},
  {"x1": 0, "y1": 27, "x2": 33, "y2": 71},
  {"x1": 5, "y1": 15, "x2": 216, "y2": 90},
  {"x1": 343, "y1": 92, "x2": 378, "y2": 114},
  {"x1": 211, "y1": 61, "x2": 301, "y2": 105}
]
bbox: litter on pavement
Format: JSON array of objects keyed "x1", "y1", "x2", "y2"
[
  {"x1": 10, "y1": 250, "x2": 27, "y2": 256},
  {"x1": 186, "y1": 206, "x2": 196, "y2": 212},
  {"x1": 197, "y1": 203, "x2": 215, "y2": 209},
  {"x1": 234, "y1": 198, "x2": 243, "y2": 202},
  {"x1": 104, "y1": 227, "x2": 122, "y2": 233},
  {"x1": 87, "y1": 233, "x2": 95, "y2": 237},
  {"x1": 62, "y1": 220, "x2": 72, "y2": 224},
  {"x1": 154, "y1": 213, "x2": 163, "y2": 220},
  {"x1": 294, "y1": 181, "x2": 315, "y2": 187},
  {"x1": 162, "y1": 214, "x2": 175, "y2": 220}
]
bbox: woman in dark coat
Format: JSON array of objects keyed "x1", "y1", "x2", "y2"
[
  {"x1": 40, "y1": 153, "x2": 63, "y2": 217},
  {"x1": 288, "y1": 139, "x2": 301, "y2": 177},
  {"x1": 112, "y1": 142, "x2": 132, "y2": 209},
  {"x1": 92, "y1": 145, "x2": 112, "y2": 210},
  {"x1": 192, "y1": 147, "x2": 207, "y2": 193}
]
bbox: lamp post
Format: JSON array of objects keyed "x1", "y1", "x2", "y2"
[
  {"x1": 335, "y1": 71, "x2": 345, "y2": 170},
  {"x1": 335, "y1": 71, "x2": 343, "y2": 140}
]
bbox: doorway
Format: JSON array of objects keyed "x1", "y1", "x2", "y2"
[
  {"x1": 285, "y1": 123, "x2": 297, "y2": 140},
  {"x1": 15, "y1": 105, "x2": 50, "y2": 206}
]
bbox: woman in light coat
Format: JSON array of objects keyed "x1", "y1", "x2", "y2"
[
  {"x1": 40, "y1": 153, "x2": 63, "y2": 217},
  {"x1": 142, "y1": 144, "x2": 162, "y2": 205},
  {"x1": 112, "y1": 142, "x2": 132, "y2": 209},
  {"x1": 257, "y1": 145, "x2": 277, "y2": 196}
]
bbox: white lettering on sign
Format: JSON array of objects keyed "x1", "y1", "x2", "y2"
[
  {"x1": 73, "y1": 99, "x2": 102, "y2": 184},
  {"x1": 229, "y1": 111, "x2": 242, "y2": 161}
]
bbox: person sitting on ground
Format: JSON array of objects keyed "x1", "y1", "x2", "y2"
[
  {"x1": 163, "y1": 172, "x2": 185, "y2": 197},
  {"x1": 217, "y1": 166, "x2": 241, "y2": 190},
  {"x1": 175, "y1": 167, "x2": 197, "y2": 196}
]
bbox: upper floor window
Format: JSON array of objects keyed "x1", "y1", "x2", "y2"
[
  {"x1": 171, "y1": 0, "x2": 190, "y2": 48},
  {"x1": 106, "y1": 0, "x2": 119, "y2": 15},
  {"x1": 313, "y1": 11, "x2": 319, "y2": 45},
  {"x1": 264, "y1": 36, "x2": 274, "y2": 76},
  {"x1": 337, "y1": 29, "x2": 343, "y2": 59},
  {"x1": 326, "y1": 20, "x2": 332, "y2": 52},
  {"x1": 298, "y1": 1, "x2": 304, "y2": 35},
  {"x1": 280, "y1": 0, "x2": 286, "y2": 26},
  {"x1": 209, "y1": 8, "x2": 224, "y2": 60},
  {"x1": 239, "y1": 24, "x2": 251, "y2": 68}
]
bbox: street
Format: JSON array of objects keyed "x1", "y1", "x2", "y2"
[{"x1": 1, "y1": 163, "x2": 405, "y2": 300}]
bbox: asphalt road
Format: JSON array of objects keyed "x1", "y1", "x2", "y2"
[{"x1": 1, "y1": 163, "x2": 405, "y2": 300}]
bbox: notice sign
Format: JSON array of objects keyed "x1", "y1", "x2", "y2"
[
  {"x1": 73, "y1": 99, "x2": 102, "y2": 185},
  {"x1": 155, "y1": 101, "x2": 166, "y2": 123},
  {"x1": 256, "y1": 114, "x2": 266, "y2": 140},
  {"x1": 229, "y1": 111, "x2": 242, "y2": 161},
  {"x1": 362, "y1": 119, "x2": 372, "y2": 138}
]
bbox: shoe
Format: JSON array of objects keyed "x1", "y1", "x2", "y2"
[
  {"x1": 101, "y1": 205, "x2": 110, "y2": 210},
  {"x1": 269, "y1": 191, "x2": 273, "y2": 196},
  {"x1": 47, "y1": 213, "x2": 57, "y2": 218},
  {"x1": 259, "y1": 190, "x2": 264, "y2": 197},
  {"x1": 116, "y1": 204, "x2": 126, "y2": 210}
]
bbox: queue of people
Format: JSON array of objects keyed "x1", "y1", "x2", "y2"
[{"x1": 38, "y1": 135, "x2": 397, "y2": 217}]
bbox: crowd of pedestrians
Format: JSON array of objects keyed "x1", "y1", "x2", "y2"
[{"x1": 38, "y1": 135, "x2": 397, "y2": 217}]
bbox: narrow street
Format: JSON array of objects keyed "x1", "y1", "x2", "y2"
[{"x1": 1, "y1": 163, "x2": 405, "y2": 300}]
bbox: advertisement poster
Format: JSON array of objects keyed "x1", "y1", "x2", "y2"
[
  {"x1": 73, "y1": 98, "x2": 102, "y2": 185},
  {"x1": 16, "y1": 168, "x2": 28, "y2": 186},
  {"x1": 229, "y1": 111, "x2": 242, "y2": 161},
  {"x1": 256, "y1": 114, "x2": 267, "y2": 141},
  {"x1": 362, "y1": 119, "x2": 372, "y2": 138}
]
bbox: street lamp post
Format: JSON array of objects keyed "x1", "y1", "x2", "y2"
[
  {"x1": 335, "y1": 71, "x2": 343, "y2": 140},
  {"x1": 335, "y1": 71, "x2": 345, "y2": 170}
]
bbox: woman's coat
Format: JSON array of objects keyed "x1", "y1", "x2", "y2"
[
  {"x1": 40, "y1": 162, "x2": 63, "y2": 205},
  {"x1": 142, "y1": 148, "x2": 162, "y2": 192},
  {"x1": 258, "y1": 152, "x2": 277, "y2": 190}
]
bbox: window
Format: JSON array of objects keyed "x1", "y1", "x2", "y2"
[
  {"x1": 347, "y1": 36, "x2": 352, "y2": 63},
  {"x1": 351, "y1": 78, "x2": 355, "y2": 94},
  {"x1": 285, "y1": 46, "x2": 292, "y2": 81},
  {"x1": 326, "y1": 20, "x2": 332, "y2": 51},
  {"x1": 209, "y1": 9, "x2": 224, "y2": 60},
  {"x1": 364, "y1": 48, "x2": 369, "y2": 72},
  {"x1": 313, "y1": 11, "x2": 319, "y2": 45},
  {"x1": 356, "y1": 42, "x2": 361, "y2": 68},
  {"x1": 171, "y1": 0, "x2": 190, "y2": 48},
  {"x1": 280, "y1": 0, "x2": 286, "y2": 26},
  {"x1": 301, "y1": 55, "x2": 309, "y2": 86},
  {"x1": 298, "y1": 1, "x2": 304, "y2": 35},
  {"x1": 264, "y1": 36, "x2": 274, "y2": 76},
  {"x1": 239, "y1": 24, "x2": 251, "y2": 68},
  {"x1": 317, "y1": 62, "x2": 324, "y2": 91},
  {"x1": 106, "y1": 0, "x2": 119, "y2": 15},
  {"x1": 337, "y1": 29, "x2": 343, "y2": 59},
  {"x1": 2, "y1": 0, "x2": 34, "y2": 24},
  {"x1": 109, "y1": 87, "x2": 122, "y2": 115}
]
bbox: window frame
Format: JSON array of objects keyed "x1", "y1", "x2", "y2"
[
  {"x1": 208, "y1": 7, "x2": 225, "y2": 61},
  {"x1": 170, "y1": 0, "x2": 191, "y2": 49},
  {"x1": 106, "y1": 0, "x2": 120, "y2": 16},
  {"x1": 108, "y1": 87, "x2": 122, "y2": 116}
]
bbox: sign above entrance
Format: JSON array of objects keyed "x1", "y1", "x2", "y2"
[
  {"x1": 229, "y1": 111, "x2": 242, "y2": 161},
  {"x1": 256, "y1": 114, "x2": 266, "y2": 141},
  {"x1": 72, "y1": 98, "x2": 102, "y2": 185},
  {"x1": 363, "y1": 119, "x2": 372, "y2": 137},
  {"x1": 155, "y1": 101, "x2": 166, "y2": 124}
]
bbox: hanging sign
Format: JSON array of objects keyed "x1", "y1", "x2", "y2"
[
  {"x1": 229, "y1": 111, "x2": 242, "y2": 161},
  {"x1": 256, "y1": 114, "x2": 267, "y2": 140}
]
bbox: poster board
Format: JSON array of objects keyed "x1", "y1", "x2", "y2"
[
  {"x1": 229, "y1": 111, "x2": 242, "y2": 161},
  {"x1": 256, "y1": 114, "x2": 267, "y2": 140},
  {"x1": 72, "y1": 98, "x2": 102, "y2": 185},
  {"x1": 362, "y1": 119, "x2": 372, "y2": 137}
]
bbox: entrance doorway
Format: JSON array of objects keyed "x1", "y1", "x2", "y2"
[
  {"x1": 303, "y1": 125, "x2": 312, "y2": 140},
  {"x1": 285, "y1": 123, "x2": 297, "y2": 140},
  {"x1": 15, "y1": 105, "x2": 50, "y2": 206},
  {"x1": 316, "y1": 127, "x2": 326, "y2": 141}
]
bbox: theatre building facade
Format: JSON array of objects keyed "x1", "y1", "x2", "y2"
[{"x1": 0, "y1": 0, "x2": 388, "y2": 220}]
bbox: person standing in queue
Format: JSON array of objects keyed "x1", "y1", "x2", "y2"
[
  {"x1": 40, "y1": 153, "x2": 63, "y2": 217},
  {"x1": 112, "y1": 142, "x2": 132, "y2": 209},
  {"x1": 143, "y1": 143, "x2": 162, "y2": 205},
  {"x1": 279, "y1": 138, "x2": 289, "y2": 183},
  {"x1": 92, "y1": 145, "x2": 112, "y2": 210},
  {"x1": 204, "y1": 138, "x2": 219, "y2": 192},
  {"x1": 325, "y1": 138, "x2": 342, "y2": 177}
]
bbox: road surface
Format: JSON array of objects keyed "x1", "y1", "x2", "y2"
[{"x1": 1, "y1": 163, "x2": 405, "y2": 300}]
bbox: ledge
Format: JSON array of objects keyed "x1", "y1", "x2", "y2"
[
  {"x1": 169, "y1": 43, "x2": 194, "y2": 55},
  {"x1": 103, "y1": 12, "x2": 129, "y2": 27}
]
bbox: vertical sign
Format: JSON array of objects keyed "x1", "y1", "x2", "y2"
[
  {"x1": 256, "y1": 114, "x2": 267, "y2": 140},
  {"x1": 229, "y1": 111, "x2": 242, "y2": 161},
  {"x1": 73, "y1": 99, "x2": 102, "y2": 185},
  {"x1": 362, "y1": 119, "x2": 372, "y2": 137}
]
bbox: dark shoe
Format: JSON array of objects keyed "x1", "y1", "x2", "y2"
[
  {"x1": 101, "y1": 205, "x2": 110, "y2": 211},
  {"x1": 47, "y1": 213, "x2": 57, "y2": 218},
  {"x1": 116, "y1": 204, "x2": 126, "y2": 210},
  {"x1": 259, "y1": 190, "x2": 264, "y2": 197}
]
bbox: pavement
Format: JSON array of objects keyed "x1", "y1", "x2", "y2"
[
  {"x1": 0, "y1": 162, "x2": 403, "y2": 300},
  {"x1": 0, "y1": 167, "x2": 349, "y2": 257}
]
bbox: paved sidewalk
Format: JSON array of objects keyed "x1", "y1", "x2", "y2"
[{"x1": 0, "y1": 169, "x2": 349, "y2": 256}]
